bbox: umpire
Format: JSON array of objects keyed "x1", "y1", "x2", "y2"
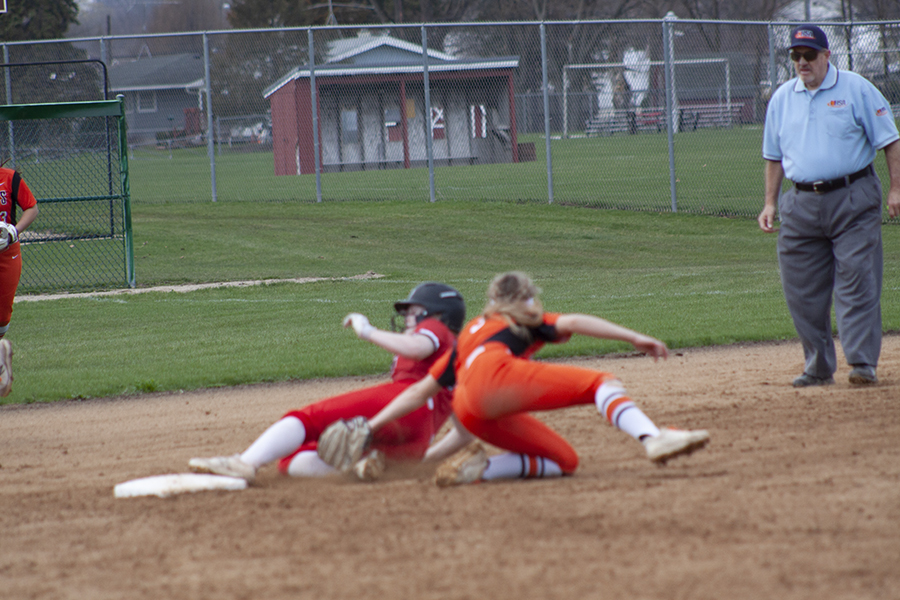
[{"x1": 758, "y1": 24, "x2": 900, "y2": 387}]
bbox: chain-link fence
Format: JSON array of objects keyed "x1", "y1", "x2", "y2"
[{"x1": 3, "y1": 19, "x2": 900, "y2": 218}]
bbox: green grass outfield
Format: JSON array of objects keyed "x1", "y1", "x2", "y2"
[
  {"x1": 126, "y1": 125, "x2": 893, "y2": 217},
  {"x1": 127, "y1": 129, "x2": 768, "y2": 215},
  {"x1": 8, "y1": 200, "x2": 900, "y2": 404}
]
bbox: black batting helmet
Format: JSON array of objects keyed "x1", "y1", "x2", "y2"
[{"x1": 394, "y1": 282, "x2": 466, "y2": 334}]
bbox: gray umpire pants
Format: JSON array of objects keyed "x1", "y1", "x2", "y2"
[{"x1": 777, "y1": 173, "x2": 883, "y2": 378}]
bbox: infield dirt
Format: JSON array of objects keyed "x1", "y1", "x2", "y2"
[{"x1": 2, "y1": 335, "x2": 899, "y2": 600}]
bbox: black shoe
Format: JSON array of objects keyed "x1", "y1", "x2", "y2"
[
  {"x1": 848, "y1": 365, "x2": 877, "y2": 385},
  {"x1": 792, "y1": 373, "x2": 835, "y2": 387}
]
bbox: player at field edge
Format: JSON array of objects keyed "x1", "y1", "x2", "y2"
[
  {"x1": 344, "y1": 271, "x2": 709, "y2": 486},
  {"x1": 0, "y1": 165, "x2": 40, "y2": 397},
  {"x1": 188, "y1": 282, "x2": 469, "y2": 482}
]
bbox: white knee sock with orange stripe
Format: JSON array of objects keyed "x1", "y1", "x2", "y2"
[
  {"x1": 595, "y1": 381, "x2": 660, "y2": 440},
  {"x1": 481, "y1": 453, "x2": 563, "y2": 481}
]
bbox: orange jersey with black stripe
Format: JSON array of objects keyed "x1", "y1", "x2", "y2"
[
  {"x1": 427, "y1": 312, "x2": 613, "y2": 473},
  {"x1": 428, "y1": 312, "x2": 570, "y2": 387},
  {"x1": 0, "y1": 168, "x2": 37, "y2": 225}
]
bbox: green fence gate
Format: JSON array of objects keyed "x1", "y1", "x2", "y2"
[{"x1": 0, "y1": 96, "x2": 134, "y2": 293}]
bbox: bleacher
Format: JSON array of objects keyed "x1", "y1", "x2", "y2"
[
  {"x1": 677, "y1": 103, "x2": 744, "y2": 131},
  {"x1": 585, "y1": 102, "x2": 744, "y2": 136},
  {"x1": 585, "y1": 107, "x2": 665, "y2": 136}
]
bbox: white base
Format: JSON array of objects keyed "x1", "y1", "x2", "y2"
[{"x1": 114, "y1": 473, "x2": 248, "y2": 498}]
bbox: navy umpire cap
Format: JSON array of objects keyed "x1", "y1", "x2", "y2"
[{"x1": 789, "y1": 25, "x2": 829, "y2": 51}]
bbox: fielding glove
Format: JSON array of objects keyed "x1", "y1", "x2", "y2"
[
  {"x1": 317, "y1": 416, "x2": 374, "y2": 473},
  {"x1": 0, "y1": 223, "x2": 18, "y2": 252}
]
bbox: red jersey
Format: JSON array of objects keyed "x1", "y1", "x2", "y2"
[
  {"x1": 428, "y1": 312, "x2": 570, "y2": 388},
  {"x1": 390, "y1": 316, "x2": 456, "y2": 383},
  {"x1": 390, "y1": 316, "x2": 456, "y2": 432},
  {"x1": 0, "y1": 168, "x2": 37, "y2": 225}
]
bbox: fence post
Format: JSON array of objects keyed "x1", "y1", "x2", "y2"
[
  {"x1": 309, "y1": 28, "x2": 322, "y2": 203},
  {"x1": 203, "y1": 33, "x2": 217, "y2": 202},
  {"x1": 3, "y1": 45, "x2": 13, "y2": 169},
  {"x1": 725, "y1": 59, "x2": 732, "y2": 127},
  {"x1": 562, "y1": 67, "x2": 569, "y2": 139},
  {"x1": 422, "y1": 25, "x2": 435, "y2": 203},
  {"x1": 116, "y1": 95, "x2": 136, "y2": 288},
  {"x1": 2, "y1": 44, "x2": 7, "y2": 105},
  {"x1": 663, "y1": 13, "x2": 678, "y2": 212},
  {"x1": 541, "y1": 23, "x2": 554, "y2": 204},
  {"x1": 845, "y1": 20, "x2": 855, "y2": 71},
  {"x1": 767, "y1": 23, "x2": 776, "y2": 100}
]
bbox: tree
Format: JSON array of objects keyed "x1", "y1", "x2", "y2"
[
  {"x1": 227, "y1": 0, "x2": 318, "y2": 28},
  {"x1": 212, "y1": 1, "x2": 316, "y2": 116},
  {"x1": 210, "y1": 32, "x2": 310, "y2": 117},
  {"x1": 0, "y1": 0, "x2": 101, "y2": 105},
  {"x1": 0, "y1": 0, "x2": 79, "y2": 42},
  {"x1": 147, "y1": 0, "x2": 230, "y2": 34}
]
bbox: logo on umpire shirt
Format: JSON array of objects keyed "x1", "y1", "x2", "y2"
[
  {"x1": 827, "y1": 100, "x2": 846, "y2": 107},
  {"x1": 876, "y1": 106, "x2": 890, "y2": 117}
]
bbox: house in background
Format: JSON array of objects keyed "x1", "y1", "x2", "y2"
[
  {"x1": 263, "y1": 33, "x2": 523, "y2": 175},
  {"x1": 108, "y1": 52, "x2": 205, "y2": 145}
]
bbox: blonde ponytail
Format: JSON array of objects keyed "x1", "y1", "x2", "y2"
[{"x1": 482, "y1": 271, "x2": 544, "y2": 339}]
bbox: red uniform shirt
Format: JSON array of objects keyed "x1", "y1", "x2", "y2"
[
  {"x1": 391, "y1": 316, "x2": 456, "y2": 382},
  {"x1": 0, "y1": 168, "x2": 37, "y2": 225},
  {"x1": 278, "y1": 316, "x2": 459, "y2": 467},
  {"x1": 390, "y1": 316, "x2": 456, "y2": 432},
  {"x1": 0, "y1": 168, "x2": 36, "y2": 326}
]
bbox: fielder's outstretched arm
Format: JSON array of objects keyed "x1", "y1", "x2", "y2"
[
  {"x1": 368, "y1": 374, "x2": 441, "y2": 432},
  {"x1": 555, "y1": 313, "x2": 668, "y2": 361}
]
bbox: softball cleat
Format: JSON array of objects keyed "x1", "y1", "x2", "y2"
[
  {"x1": 643, "y1": 428, "x2": 709, "y2": 464},
  {"x1": 189, "y1": 454, "x2": 256, "y2": 482},
  {"x1": 434, "y1": 443, "x2": 488, "y2": 487},
  {"x1": 352, "y1": 449, "x2": 386, "y2": 482}
]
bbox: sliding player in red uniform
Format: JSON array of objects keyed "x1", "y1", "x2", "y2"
[
  {"x1": 189, "y1": 282, "x2": 465, "y2": 482},
  {"x1": 0, "y1": 166, "x2": 40, "y2": 397},
  {"x1": 352, "y1": 271, "x2": 709, "y2": 486}
]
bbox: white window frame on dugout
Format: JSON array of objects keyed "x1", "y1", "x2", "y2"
[
  {"x1": 430, "y1": 106, "x2": 445, "y2": 140},
  {"x1": 470, "y1": 104, "x2": 487, "y2": 139}
]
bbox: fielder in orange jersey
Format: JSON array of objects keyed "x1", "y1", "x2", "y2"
[
  {"x1": 188, "y1": 282, "x2": 466, "y2": 482},
  {"x1": 0, "y1": 166, "x2": 40, "y2": 397},
  {"x1": 357, "y1": 271, "x2": 710, "y2": 487}
]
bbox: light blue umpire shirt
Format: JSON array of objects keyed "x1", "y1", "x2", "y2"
[{"x1": 763, "y1": 62, "x2": 899, "y2": 183}]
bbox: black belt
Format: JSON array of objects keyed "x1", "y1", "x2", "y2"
[{"x1": 793, "y1": 164, "x2": 874, "y2": 194}]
